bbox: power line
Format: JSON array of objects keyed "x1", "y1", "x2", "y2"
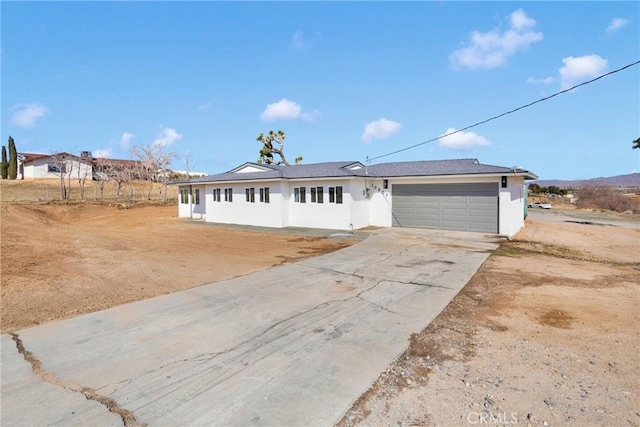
[{"x1": 368, "y1": 60, "x2": 640, "y2": 162}]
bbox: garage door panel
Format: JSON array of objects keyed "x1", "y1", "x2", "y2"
[{"x1": 392, "y1": 183, "x2": 498, "y2": 233}]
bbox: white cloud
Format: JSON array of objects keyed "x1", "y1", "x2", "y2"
[
  {"x1": 438, "y1": 128, "x2": 491, "y2": 150},
  {"x1": 301, "y1": 110, "x2": 322, "y2": 123},
  {"x1": 559, "y1": 54, "x2": 608, "y2": 90},
  {"x1": 9, "y1": 102, "x2": 49, "y2": 127},
  {"x1": 153, "y1": 127, "x2": 182, "y2": 147},
  {"x1": 260, "y1": 98, "x2": 320, "y2": 122},
  {"x1": 526, "y1": 76, "x2": 555, "y2": 85},
  {"x1": 361, "y1": 119, "x2": 401, "y2": 144},
  {"x1": 290, "y1": 30, "x2": 321, "y2": 50},
  {"x1": 93, "y1": 149, "x2": 112, "y2": 158},
  {"x1": 606, "y1": 17, "x2": 629, "y2": 33},
  {"x1": 197, "y1": 102, "x2": 212, "y2": 111},
  {"x1": 120, "y1": 132, "x2": 135, "y2": 149},
  {"x1": 450, "y1": 9, "x2": 543, "y2": 70}
]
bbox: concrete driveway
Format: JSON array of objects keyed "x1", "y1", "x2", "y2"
[{"x1": 1, "y1": 227, "x2": 500, "y2": 426}]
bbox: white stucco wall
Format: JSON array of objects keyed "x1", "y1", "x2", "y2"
[
  {"x1": 202, "y1": 182, "x2": 285, "y2": 228},
  {"x1": 498, "y1": 175, "x2": 526, "y2": 238},
  {"x1": 178, "y1": 184, "x2": 207, "y2": 219},
  {"x1": 288, "y1": 179, "x2": 354, "y2": 230},
  {"x1": 22, "y1": 157, "x2": 93, "y2": 180},
  {"x1": 176, "y1": 174, "x2": 529, "y2": 235}
]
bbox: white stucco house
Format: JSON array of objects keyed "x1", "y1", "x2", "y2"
[
  {"x1": 174, "y1": 158, "x2": 538, "y2": 237},
  {"x1": 18, "y1": 152, "x2": 93, "y2": 180}
]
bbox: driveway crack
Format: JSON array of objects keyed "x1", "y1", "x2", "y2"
[{"x1": 9, "y1": 332, "x2": 145, "y2": 427}]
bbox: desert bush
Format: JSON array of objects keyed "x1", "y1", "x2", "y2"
[{"x1": 574, "y1": 186, "x2": 639, "y2": 213}]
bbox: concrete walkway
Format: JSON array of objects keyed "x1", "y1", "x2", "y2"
[{"x1": 1, "y1": 227, "x2": 500, "y2": 426}]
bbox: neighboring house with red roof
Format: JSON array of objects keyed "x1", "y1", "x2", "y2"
[
  {"x1": 173, "y1": 158, "x2": 538, "y2": 237},
  {"x1": 18, "y1": 152, "x2": 94, "y2": 180}
]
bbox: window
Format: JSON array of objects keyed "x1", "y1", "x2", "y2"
[
  {"x1": 329, "y1": 186, "x2": 343, "y2": 204},
  {"x1": 259, "y1": 187, "x2": 270, "y2": 203},
  {"x1": 310, "y1": 186, "x2": 323, "y2": 203},
  {"x1": 213, "y1": 188, "x2": 221, "y2": 202},
  {"x1": 246, "y1": 187, "x2": 255, "y2": 203},
  {"x1": 194, "y1": 189, "x2": 200, "y2": 205},
  {"x1": 224, "y1": 188, "x2": 233, "y2": 202},
  {"x1": 294, "y1": 187, "x2": 307, "y2": 203},
  {"x1": 181, "y1": 189, "x2": 189, "y2": 204},
  {"x1": 48, "y1": 163, "x2": 66, "y2": 174}
]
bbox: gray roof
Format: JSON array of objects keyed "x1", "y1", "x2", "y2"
[
  {"x1": 367, "y1": 158, "x2": 537, "y2": 178},
  {"x1": 173, "y1": 158, "x2": 537, "y2": 185}
]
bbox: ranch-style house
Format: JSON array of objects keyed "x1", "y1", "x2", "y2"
[{"x1": 174, "y1": 158, "x2": 538, "y2": 237}]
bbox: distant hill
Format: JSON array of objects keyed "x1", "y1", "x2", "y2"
[{"x1": 534, "y1": 173, "x2": 640, "y2": 188}]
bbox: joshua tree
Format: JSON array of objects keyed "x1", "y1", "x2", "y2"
[{"x1": 256, "y1": 130, "x2": 302, "y2": 166}]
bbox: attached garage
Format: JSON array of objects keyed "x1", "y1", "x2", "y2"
[{"x1": 391, "y1": 183, "x2": 498, "y2": 233}]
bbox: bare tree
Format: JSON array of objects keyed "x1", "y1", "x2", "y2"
[
  {"x1": 131, "y1": 142, "x2": 175, "y2": 202},
  {"x1": 111, "y1": 166, "x2": 129, "y2": 197},
  {"x1": 256, "y1": 130, "x2": 302, "y2": 166},
  {"x1": 77, "y1": 160, "x2": 90, "y2": 200},
  {"x1": 49, "y1": 153, "x2": 74, "y2": 200},
  {"x1": 93, "y1": 157, "x2": 111, "y2": 200}
]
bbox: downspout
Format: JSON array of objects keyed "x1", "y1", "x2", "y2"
[{"x1": 189, "y1": 184, "x2": 193, "y2": 220}]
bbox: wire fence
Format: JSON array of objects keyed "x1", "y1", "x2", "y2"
[{"x1": 0, "y1": 179, "x2": 179, "y2": 204}]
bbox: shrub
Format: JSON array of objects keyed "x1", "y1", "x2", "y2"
[{"x1": 575, "y1": 186, "x2": 639, "y2": 213}]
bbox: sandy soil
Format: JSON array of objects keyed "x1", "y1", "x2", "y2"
[
  {"x1": 341, "y1": 211, "x2": 640, "y2": 427},
  {"x1": 0, "y1": 203, "x2": 355, "y2": 332},
  {"x1": 2, "y1": 202, "x2": 639, "y2": 426}
]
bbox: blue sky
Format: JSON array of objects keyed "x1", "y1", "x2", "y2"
[{"x1": 2, "y1": 1, "x2": 639, "y2": 180}]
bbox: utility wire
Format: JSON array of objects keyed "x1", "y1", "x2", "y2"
[{"x1": 368, "y1": 60, "x2": 640, "y2": 162}]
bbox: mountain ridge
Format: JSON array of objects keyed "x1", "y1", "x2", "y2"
[{"x1": 534, "y1": 173, "x2": 640, "y2": 188}]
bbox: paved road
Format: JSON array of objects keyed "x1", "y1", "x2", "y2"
[{"x1": 1, "y1": 227, "x2": 500, "y2": 426}]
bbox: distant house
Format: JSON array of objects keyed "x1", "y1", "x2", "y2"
[
  {"x1": 18, "y1": 152, "x2": 93, "y2": 180},
  {"x1": 174, "y1": 158, "x2": 538, "y2": 237}
]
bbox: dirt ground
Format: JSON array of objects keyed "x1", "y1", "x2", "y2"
[
  {"x1": 340, "y1": 209, "x2": 640, "y2": 427},
  {"x1": 2, "y1": 201, "x2": 639, "y2": 426},
  {"x1": 0, "y1": 203, "x2": 355, "y2": 332}
]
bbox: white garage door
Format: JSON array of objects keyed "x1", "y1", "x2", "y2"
[{"x1": 392, "y1": 183, "x2": 498, "y2": 233}]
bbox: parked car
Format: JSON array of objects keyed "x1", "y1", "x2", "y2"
[{"x1": 528, "y1": 202, "x2": 551, "y2": 209}]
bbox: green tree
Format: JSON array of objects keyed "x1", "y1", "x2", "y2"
[
  {"x1": 633, "y1": 137, "x2": 640, "y2": 149},
  {"x1": 8, "y1": 136, "x2": 17, "y2": 180},
  {"x1": 256, "y1": 130, "x2": 302, "y2": 166},
  {"x1": 1, "y1": 146, "x2": 8, "y2": 179},
  {"x1": 528, "y1": 183, "x2": 541, "y2": 194}
]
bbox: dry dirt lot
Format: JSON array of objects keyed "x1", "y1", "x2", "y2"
[
  {"x1": 0, "y1": 203, "x2": 355, "y2": 332},
  {"x1": 340, "y1": 209, "x2": 640, "y2": 427},
  {"x1": 2, "y1": 200, "x2": 639, "y2": 427}
]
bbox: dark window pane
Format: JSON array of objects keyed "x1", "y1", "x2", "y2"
[
  {"x1": 336, "y1": 186, "x2": 343, "y2": 204},
  {"x1": 317, "y1": 187, "x2": 323, "y2": 203}
]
